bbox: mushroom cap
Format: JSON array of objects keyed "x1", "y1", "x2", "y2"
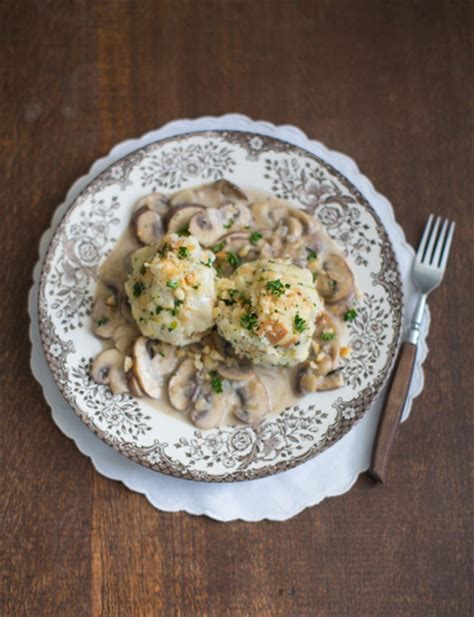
[
  {"x1": 131, "y1": 336, "x2": 178, "y2": 399},
  {"x1": 109, "y1": 367, "x2": 129, "y2": 395},
  {"x1": 170, "y1": 180, "x2": 247, "y2": 209},
  {"x1": 91, "y1": 297, "x2": 121, "y2": 339},
  {"x1": 166, "y1": 203, "x2": 207, "y2": 233},
  {"x1": 133, "y1": 192, "x2": 169, "y2": 216},
  {"x1": 234, "y1": 377, "x2": 271, "y2": 423},
  {"x1": 190, "y1": 381, "x2": 239, "y2": 429},
  {"x1": 216, "y1": 363, "x2": 255, "y2": 381},
  {"x1": 91, "y1": 348, "x2": 125, "y2": 385},
  {"x1": 316, "y1": 254, "x2": 354, "y2": 304},
  {"x1": 133, "y1": 207, "x2": 164, "y2": 245},
  {"x1": 168, "y1": 358, "x2": 197, "y2": 411},
  {"x1": 188, "y1": 208, "x2": 224, "y2": 246}
]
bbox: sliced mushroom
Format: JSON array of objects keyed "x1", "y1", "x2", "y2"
[
  {"x1": 170, "y1": 180, "x2": 247, "y2": 209},
  {"x1": 298, "y1": 369, "x2": 321, "y2": 394},
  {"x1": 132, "y1": 337, "x2": 178, "y2": 398},
  {"x1": 318, "y1": 370, "x2": 345, "y2": 391},
  {"x1": 188, "y1": 208, "x2": 226, "y2": 246},
  {"x1": 91, "y1": 348, "x2": 124, "y2": 385},
  {"x1": 109, "y1": 367, "x2": 129, "y2": 395},
  {"x1": 127, "y1": 370, "x2": 145, "y2": 397},
  {"x1": 134, "y1": 192, "x2": 169, "y2": 216},
  {"x1": 292, "y1": 209, "x2": 316, "y2": 234},
  {"x1": 282, "y1": 232, "x2": 323, "y2": 267},
  {"x1": 220, "y1": 202, "x2": 252, "y2": 229},
  {"x1": 251, "y1": 202, "x2": 288, "y2": 229},
  {"x1": 191, "y1": 381, "x2": 239, "y2": 429},
  {"x1": 234, "y1": 377, "x2": 271, "y2": 424},
  {"x1": 212, "y1": 179, "x2": 248, "y2": 204},
  {"x1": 113, "y1": 324, "x2": 139, "y2": 355},
  {"x1": 133, "y1": 206, "x2": 164, "y2": 245},
  {"x1": 166, "y1": 203, "x2": 206, "y2": 233},
  {"x1": 275, "y1": 216, "x2": 304, "y2": 243},
  {"x1": 91, "y1": 298, "x2": 121, "y2": 339},
  {"x1": 316, "y1": 254, "x2": 354, "y2": 304},
  {"x1": 168, "y1": 359, "x2": 198, "y2": 411},
  {"x1": 217, "y1": 363, "x2": 255, "y2": 381}
]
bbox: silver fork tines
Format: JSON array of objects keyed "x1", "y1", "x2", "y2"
[{"x1": 408, "y1": 215, "x2": 455, "y2": 344}]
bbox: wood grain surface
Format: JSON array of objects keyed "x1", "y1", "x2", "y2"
[{"x1": 1, "y1": 1, "x2": 472, "y2": 616}]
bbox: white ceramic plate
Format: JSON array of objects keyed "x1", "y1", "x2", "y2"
[{"x1": 38, "y1": 127, "x2": 403, "y2": 481}]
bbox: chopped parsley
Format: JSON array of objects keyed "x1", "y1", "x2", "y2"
[
  {"x1": 294, "y1": 313, "x2": 307, "y2": 333},
  {"x1": 249, "y1": 231, "x2": 263, "y2": 245},
  {"x1": 212, "y1": 242, "x2": 225, "y2": 253},
  {"x1": 210, "y1": 371, "x2": 223, "y2": 394},
  {"x1": 155, "y1": 305, "x2": 163, "y2": 315},
  {"x1": 96, "y1": 317, "x2": 108, "y2": 327},
  {"x1": 344, "y1": 308, "x2": 358, "y2": 322},
  {"x1": 133, "y1": 281, "x2": 145, "y2": 297},
  {"x1": 240, "y1": 312, "x2": 259, "y2": 332},
  {"x1": 227, "y1": 251, "x2": 241, "y2": 267},
  {"x1": 139, "y1": 264, "x2": 147, "y2": 275},
  {"x1": 201, "y1": 257, "x2": 213, "y2": 267},
  {"x1": 177, "y1": 246, "x2": 190, "y2": 259},
  {"x1": 176, "y1": 228, "x2": 190, "y2": 237},
  {"x1": 166, "y1": 280, "x2": 179, "y2": 289},
  {"x1": 168, "y1": 321, "x2": 178, "y2": 331},
  {"x1": 170, "y1": 299, "x2": 183, "y2": 316},
  {"x1": 329, "y1": 279, "x2": 338, "y2": 291},
  {"x1": 306, "y1": 248, "x2": 318, "y2": 261},
  {"x1": 223, "y1": 217, "x2": 236, "y2": 229},
  {"x1": 320, "y1": 331, "x2": 336, "y2": 341},
  {"x1": 265, "y1": 279, "x2": 286, "y2": 297},
  {"x1": 312, "y1": 272, "x2": 318, "y2": 283}
]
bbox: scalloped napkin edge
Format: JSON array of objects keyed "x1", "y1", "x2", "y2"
[{"x1": 28, "y1": 114, "x2": 430, "y2": 521}]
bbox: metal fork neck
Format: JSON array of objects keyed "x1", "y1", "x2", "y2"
[{"x1": 406, "y1": 294, "x2": 427, "y2": 345}]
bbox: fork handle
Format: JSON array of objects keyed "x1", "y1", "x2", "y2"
[{"x1": 369, "y1": 342, "x2": 417, "y2": 484}]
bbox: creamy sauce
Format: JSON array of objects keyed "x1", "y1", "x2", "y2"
[{"x1": 93, "y1": 183, "x2": 357, "y2": 428}]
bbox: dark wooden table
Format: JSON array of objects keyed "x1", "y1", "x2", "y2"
[{"x1": 1, "y1": 1, "x2": 472, "y2": 615}]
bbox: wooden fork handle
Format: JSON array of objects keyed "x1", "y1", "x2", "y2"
[{"x1": 369, "y1": 342, "x2": 417, "y2": 484}]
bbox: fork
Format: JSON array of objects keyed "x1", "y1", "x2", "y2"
[{"x1": 369, "y1": 215, "x2": 455, "y2": 483}]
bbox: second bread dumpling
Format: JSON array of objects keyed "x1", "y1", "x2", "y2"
[{"x1": 215, "y1": 259, "x2": 323, "y2": 367}]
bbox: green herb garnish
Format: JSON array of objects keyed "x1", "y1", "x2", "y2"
[
  {"x1": 201, "y1": 257, "x2": 213, "y2": 267},
  {"x1": 240, "y1": 312, "x2": 259, "y2": 332},
  {"x1": 265, "y1": 279, "x2": 286, "y2": 297},
  {"x1": 249, "y1": 231, "x2": 263, "y2": 245},
  {"x1": 210, "y1": 371, "x2": 223, "y2": 394},
  {"x1": 320, "y1": 331, "x2": 335, "y2": 341},
  {"x1": 177, "y1": 228, "x2": 189, "y2": 237},
  {"x1": 155, "y1": 305, "x2": 163, "y2": 315},
  {"x1": 223, "y1": 217, "x2": 236, "y2": 230},
  {"x1": 166, "y1": 280, "x2": 179, "y2": 289},
  {"x1": 306, "y1": 248, "x2": 318, "y2": 261},
  {"x1": 96, "y1": 317, "x2": 108, "y2": 327},
  {"x1": 133, "y1": 281, "x2": 145, "y2": 297},
  {"x1": 344, "y1": 308, "x2": 357, "y2": 322},
  {"x1": 177, "y1": 246, "x2": 190, "y2": 259},
  {"x1": 227, "y1": 252, "x2": 241, "y2": 267},
  {"x1": 168, "y1": 321, "x2": 178, "y2": 331},
  {"x1": 294, "y1": 313, "x2": 307, "y2": 333},
  {"x1": 140, "y1": 264, "x2": 147, "y2": 275},
  {"x1": 170, "y1": 299, "x2": 183, "y2": 316},
  {"x1": 212, "y1": 242, "x2": 225, "y2": 253}
]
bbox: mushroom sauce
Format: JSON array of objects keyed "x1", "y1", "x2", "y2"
[{"x1": 91, "y1": 180, "x2": 359, "y2": 429}]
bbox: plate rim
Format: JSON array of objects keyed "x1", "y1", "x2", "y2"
[{"x1": 35, "y1": 118, "x2": 405, "y2": 482}]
